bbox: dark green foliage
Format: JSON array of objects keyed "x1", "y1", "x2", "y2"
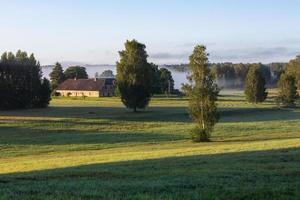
[
  {"x1": 100, "y1": 70, "x2": 115, "y2": 78},
  {"x1": 36, "y1": 78, "x2": 52, "y2": 108},
  {"x1": 258, "y1": 64, "x2": 271, "y2": 85},
  {"x1": 116, "y1": 40, "x2": 153, "y2": 112},
  {"x1": 64, "y1": 66, "x2": 88, "y2": 79},
  {"x1": 150, "y1": 64, "x2": 174, "y2": 95},
  {"x1": 0, "y1": 50, "x2": 51, "y2": 110},
  {"x1": 285, "y1": 56, "x2": 300, "y2": 89},
  {"x1": 245, "y1": 65, "x2": 268, "y2": 103},
  {"x1": 149, "y1": 63, "x2": 162, "y2": 94},
  {"x1": 277, "y1": 73, "x2": 298, "y2": 107},
  {"x1": 184, "y1": 45, "x2": 219, "y2": 142},
  {"x1": 49, "y1": 62, "x2": 65, "y2": 90},
  {"x1": 159, "y1": 68, "x2": 174, "y2": 94}
]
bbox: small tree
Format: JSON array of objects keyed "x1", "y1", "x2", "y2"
[
  {"x1": 277, "y1": 73, "x2": 298, "y2": 107},
  {"x1": 64, "y1": 66, "x2": 88, "y2": 79},
  {"x1": 49, "y1": 62, "x2": 65, "y2": 90},
  {"x1": 149, "y1": 63, "x2": 162, "y2": 94},
  {"x1": 245, "y1": 65, "x2": 268, "y2": 103},
  {"x1": 116, "y1": 40, "x2": 153, "y2": 112},
  {"x1": 100, "y1": 70, "x2": 115, "y2": 78},
  {"x1": 159, "y1": 68, "x2": 174, "y2": 95},
  {"x1": 184, "y1": 45, "x2": 219, "y2": 142}
]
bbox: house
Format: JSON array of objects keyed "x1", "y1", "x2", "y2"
[{"x1": 56, "y1": 78, "x2": 116, "y2": 97}]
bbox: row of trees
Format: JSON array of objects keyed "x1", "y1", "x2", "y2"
[
  {"x1": 0, "y1": 50, "x2": 51, "y2": 110},
  {"x1": 116, "y1": 41, "x2": 218, "y2": 141},
  {"x1": 211, "y1": 63, "x2": 284, "y2": 88},
  {"x1": 49, "y1": 63, "x2": 88, "y2": 89},
  {"x1": 167, "y1": 62, "x2": 285, "y2": 89},
  {"x1": 243, "y1": 56, "x2": 299, "y2": 107}
]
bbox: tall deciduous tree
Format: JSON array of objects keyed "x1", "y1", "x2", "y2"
[
  {"x1": 245, "y1": 65, "x2": 268, "y2": 103},
  {"x1": 116, "y1": 40, "x2": 153, "y2": 112},
  {"x1": 286, "y1": 56, "x2": 300, "y2": 89},
  {"x1": 277, "y1": 73, "x2": 298, "y2": 107},
  {"x1": 49, "y1": 62, "x2": 65, "y2": 90},
  {"x1": 64, "y1": 66, "x2": 88, "y2": 79},
  {"x1": 183, "y1": 45, "x2": 219, "y2": 142}
]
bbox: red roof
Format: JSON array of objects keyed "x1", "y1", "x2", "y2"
[{"x1": 57, "y1": 79, "x2": 105, "y2": 91}]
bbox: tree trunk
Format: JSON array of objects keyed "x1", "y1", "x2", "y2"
[{"x1": 133, "y1": 106, "x2": 137, "y2": 113}]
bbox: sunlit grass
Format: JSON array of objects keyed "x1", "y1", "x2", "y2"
[{"x1": 0, "y1": 90, "x2": 299, "y2": 199}]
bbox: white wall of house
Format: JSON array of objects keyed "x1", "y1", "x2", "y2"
[{"x1": 56, "y1": 90, "x2": 100, "y2": 97}]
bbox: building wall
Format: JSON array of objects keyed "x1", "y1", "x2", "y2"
[
  {"x1": 56, "y1": 90, "x2": 100, "y2": 97},
  {"x1": 101, "y1": 85, "x2": 115, "y2": 97}
]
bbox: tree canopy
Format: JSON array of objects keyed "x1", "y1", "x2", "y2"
[
  {"x1": 0, "y1": 50, "x2": 51, "y2": 110},
  {"x1": 100, "y1": 70, "x2": 115, "y2": 78},
  {"x1": 64, "y1": 66, "x2": 88, "y2": 79},
  {"x1": 277, "y1": 73, "x2": 298, "y2": 107},
  {"x1": 116, "y1": 40, "x2": 153, "y2": 112},
  {"x1": 49, "y1": 62, "x2": 65, "y2": 89},
  {"x1": 285, "y1": 56, "x2": 300, "y2": 89},
  {"x1": 245, "y1": 65, "x2": 268, "y2": 103}
]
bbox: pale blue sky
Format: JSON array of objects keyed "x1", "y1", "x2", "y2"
[{"x1": 1, "y1": 0, "x2": 300, "y2": 64}]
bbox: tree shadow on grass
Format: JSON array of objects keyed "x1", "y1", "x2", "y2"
[
  {"x1": 0, "y1": 106, "x2": 191, "y2": 123},
  {"x1": 0, "y1": 148, "x2": 299, "y2": 199},
  {"x1": 0, "y1": 125, "x2": 185, "y2": 145},
  {"x1": 1, "y1": 106, "x2": 300, "y2": 123},
  {"x1": 219, "y1": 107, "x2": 300, "y2": 123}
]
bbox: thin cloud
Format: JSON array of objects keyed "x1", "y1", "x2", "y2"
[
  {"x1": 150, "y1": 52, "x2": 189, "y2": 59},
  {"x1": 210, "y1": 46, "x2": 300, "y2": 63}
]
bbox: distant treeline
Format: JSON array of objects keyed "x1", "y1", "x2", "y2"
[{"x1": 164, "y1": 63, "x2": 285, "y2": 89}]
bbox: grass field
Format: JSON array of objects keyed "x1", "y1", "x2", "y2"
[{"x1": 0, "y1": 91, "x2": 300, "y2": 200}]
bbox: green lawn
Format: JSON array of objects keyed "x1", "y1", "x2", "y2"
[{"x1": 0, "y1": 91, "x2": 299, "y2": 199}]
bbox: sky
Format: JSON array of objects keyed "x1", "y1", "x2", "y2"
[{"x1": 1, "y1": 0, "x2": 300, "y2": 65}]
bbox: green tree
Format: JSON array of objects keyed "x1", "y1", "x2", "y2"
[
  {"x1": 100, "y1": 70, "x2": 115, "y2": 78},
  {"x1": 286, "y1": 56, "x2": 300, "y2": 89},
  {"x1": 149, "y1": 63, "x2": 162, "y2": 94},
  {"x1": 116, "y1": 40, "x2": 153, "y2": 112},
  {"x1": 245, "y1": 64, "x2": 268, "y2": 103},
  {"x1": 35, "y1": 78, "x2": 52, "y2": 108},
  {"x1": 233, "y1": 63, "x2": 249, "y2": 88},
  {"x1": 0, "y1": 50, "x2": 51, "y2": 110},
  {"x1": 64, "y1": 66, "x2": 88, "y2": 79},
  {"x1": 183, "y1": 45, "x2": 219, "y2": 142},
  {"x1": 49, "y1": 62, "x2": 65, "y2": 90},
  {"x1": 159, "y1": 68, "x2": 174, "y2": 95},
  {"x1": 277, "y1": 73, "x2": 298, "y2": 107}
]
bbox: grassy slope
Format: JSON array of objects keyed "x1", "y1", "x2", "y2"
[{"x1": 0, "y1": 92, "x2": 299, "y2": 199}]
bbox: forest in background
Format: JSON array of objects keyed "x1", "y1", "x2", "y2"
[{"x1": 164, "y1": 63, "x2": 285, "y2": 89}]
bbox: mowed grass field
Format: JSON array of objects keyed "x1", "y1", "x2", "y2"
[{"x1": 0, "y1": 91, "x2": 300, "y2": 200}]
